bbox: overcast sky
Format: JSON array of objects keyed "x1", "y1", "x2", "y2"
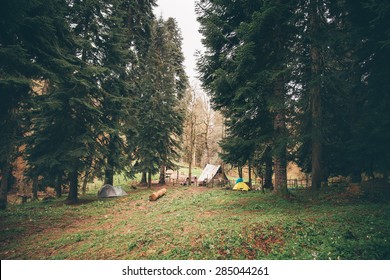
[{"x1": 154, "y1": 0, "x2": 204, "y2": 83}]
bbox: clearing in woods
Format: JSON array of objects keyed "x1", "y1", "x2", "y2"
[{"x1": 1, "y1": 184, "x2": 390, "y2": 260}]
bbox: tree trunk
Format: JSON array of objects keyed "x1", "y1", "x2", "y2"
[
  {"x1": 187, "y1": 112, "x2": 195, "y2": 185},
  {"x1": 238, "y1": 165, "x2": 243, "y2": 178},
  {"x1": 310, "y1": 44, "x2": 323, "y2": 192},
  {"x1": 188, "y1": 160, "x2": 192, "y2": 186},
  {"x1": 248, "y1": 161, "x2": 252, "y2": 187},
  {"x1": 141, "y1": 172, "x2": 147, "y2": 184},
  {"x1": 82, "y1": 157, "x2": 93, "y2": 195},
  {"x1": 204, "y1": 118, "x2": 211, "y2": 164},
  {"x1": 32, "y1": 176, "x2": 39, "y2": 201},
  {"x1": 147, "y1": 171, "x2": 152, "y2": 188},
  {"x1": 82, "y1": 171, "x2": 89, "y2": 196},
  {"x1": 159, "y1": 163, "x2": 166, "y2": 184},
  {"x1": 264, "y1": 154, "x2": 273, "y2": 189},
  {"x1": 0, "y1": 163, "x2": 11, "y2": 210},
  {"x1": 104, "y1": 139, "x2": 115, "y2": 185},
  {"x1": 273, "y1": 76, "x2": 288, "y2": 195},
  {"x1": 67, "y1": 169, "x2": 78, "y2": 204},
  {"x1": 309, "y1": 0, "x2": 323, "y2": 193},
  {"x1": 273, "y1": 153, "x2": 287, "y2": 195},
  {"x1": 55, "y1": 174, "x2": 62, "y2": 198},
  {"x1": 104, "y1": 166, "x2": 114, "y2": 186}
]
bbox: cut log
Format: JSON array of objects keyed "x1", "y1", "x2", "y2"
[{"x1": 149, "y1": 188, "x2": 167, "y2": 201}]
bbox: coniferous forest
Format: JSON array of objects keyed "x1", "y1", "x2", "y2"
[
  {"x1": 0, "y1": 0, "x2": 188, "y2": 208},
  {"x1": 197, "y1": 0, "x2": 390, "y2": 194},
  {"x1": 1, "y1": 0, "x2": 390, "y2": 262}
]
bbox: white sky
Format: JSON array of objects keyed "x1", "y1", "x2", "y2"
[{"x1": 154, "y1": 0, "x2": 204, "y2": 83}]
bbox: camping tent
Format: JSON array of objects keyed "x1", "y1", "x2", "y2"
[
  {"x1": 98, "y1": 184, "x2": 127, "y2": 198},
  {"x1": 198, "y1": 164, "x2": 228, "y2": 185},
  {"x1": 233, "y1": 182, "x2": 250, "y2": 191}
]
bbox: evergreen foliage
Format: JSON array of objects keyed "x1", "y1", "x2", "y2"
[
  {"x1": 1, "y1": 0, "x2": 189, "y2": 207},
  {"x1": 197, "y1": 0, "x2": 294, "y2": 194},
  {"x1": 133, "y1": 17, "x2": 188, "y2": 186},
  {"x1": 197, "y1": 0, "x2": 390, "y2": 193},
  {"x1": 2, "y1": 0, "x2": 389, "y2": 209},
  {"x1": 0, "y1": 0, "x2": 78, "y2": 208}
]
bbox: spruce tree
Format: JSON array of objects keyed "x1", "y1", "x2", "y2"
[
  {"x1": 25, "y1": 0, "x2": 158, "y2": 202},
  {"x1": 98, "y1": 0, "x2": 156, "y2": 185},
  {"x1": 291, "y1": 0, "x2": 352, "y2": 190},
  {"x1": 0, "y1": 0, "x2": 77, "y2": 209},
  {"x1": 133, "y1": 17, "x2": 187, "y2": 186},
  {"x1": 25, "y1": 0, "x2": 112, "y2": 203},
  {"x1": 291, "y1": 0, "x2": 390, "y2": 186},
  {"x1": 197, "y1": 0, "x2": 294, "y2": 195},
  {"x1": 198, "y1": 0, "x2": 390, "y2": 197},
  {"x1": 343, "y1": 0, "x2": 390, "y2": 178}
]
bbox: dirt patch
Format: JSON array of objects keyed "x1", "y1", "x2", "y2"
[{"x1": 238, "y1": 224, "x2": 284, "y2": 259}]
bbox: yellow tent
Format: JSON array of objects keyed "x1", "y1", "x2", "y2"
[{"x1": 233, "y1": 182, "x2": 250, "y2": 191}]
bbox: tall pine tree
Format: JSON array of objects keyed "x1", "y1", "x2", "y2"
[
  {"x1": 197, "y1": 0, "x2": 294, "y2": 195},
  {"x1": 133, "y1": 17, "x2": 187, "y2": 187},
  {"x1": 0, "y1": 0, "x2": 78, "y2": 209}
]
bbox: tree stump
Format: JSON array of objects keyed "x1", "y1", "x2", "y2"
[{"x1": 149, "y1": 188, "x2": 167, "y2": 201}]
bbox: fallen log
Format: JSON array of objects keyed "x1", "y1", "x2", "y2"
[{"x1": 149, "y1": 188, "x2": 167, "y2": 201}]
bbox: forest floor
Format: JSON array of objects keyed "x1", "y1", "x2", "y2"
[{"x1": 1, "y1": 183, "x2": 390, "y2": 260}]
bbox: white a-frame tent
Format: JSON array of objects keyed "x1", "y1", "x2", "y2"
[{"x1": 198, "y1": 164, "x2": 228, "y2": 184}]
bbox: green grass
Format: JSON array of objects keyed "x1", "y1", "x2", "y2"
[{"x1": 1, "y1": 186, "x2": 390, "y2": 260}]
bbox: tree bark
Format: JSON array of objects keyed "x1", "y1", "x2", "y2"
[
  {"x1": 309, "y1": 0, "x2": 324, "y2": 192},
  {"x1": 238, "y1": 165, "x2": 243, "y2": 178},
  {"x1": 0, "y1": 163, "x2": 11, "y2": 210},
  {"x1": 273, "y1": 76, "x2": 288, "y2": 195},
  {"x1": 248, "y1": 161, "x2": 252, "y2": 187},
  {"x1": 104, "y1": 137, "x2": 116, "y2": 186},
  {"x1": 104, "y1": 168, "x2": 114, "y2": 186},
  {"x1": 67, "y1": 169, "x2": 78, "y2": 204},
  {"x1": 274, "y1": 152, "x2": 287, "y2": 194},
  {"x1": 104, "y1": 162, "x2": 114, "y2": 185},
  {"x1": 188, "y1": 160, "x2": 192, "y2": 186},
  {"x1": 187, "y1": 110, "x2": 195, "y2": 186},
  {"x1": 159, "y1": 163, "x2": 166, "y2": 184},
  {"x1": 147, "y1": 171, "x2": 152, "y2": 188},
  {"x1": 204, "y1": 117, "x2": 211, "y2": 164},
  {"x1": 82, "y1": 171, "x2": 89, "y2": 196},
  {"x1": 141, "y1": 172, "x2": 147, "y2": 184},
  {"x1": 55, "y1": 174, "x2": 62, "y2": 198},
  {"x1": 82, "y1": 157, "x2": 93, "y2": 195},
  {"x1": 264, "y1": 154, "x2": 273, "y2": 189}
]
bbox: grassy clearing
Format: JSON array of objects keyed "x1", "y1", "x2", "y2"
[
  {"x1": 85, "y1": 166, "x2": 205, "y2": 190},
  {"x1": 1, "y1": 185, "x2": 390, "y2": 260}
]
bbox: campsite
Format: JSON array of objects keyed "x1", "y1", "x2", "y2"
[
  {"x1": 1, "y1": 176, "x2": 390, "y2": 260},
  {"x1": 1, "y1": 0, "x2": 390, "y2": 265}
]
